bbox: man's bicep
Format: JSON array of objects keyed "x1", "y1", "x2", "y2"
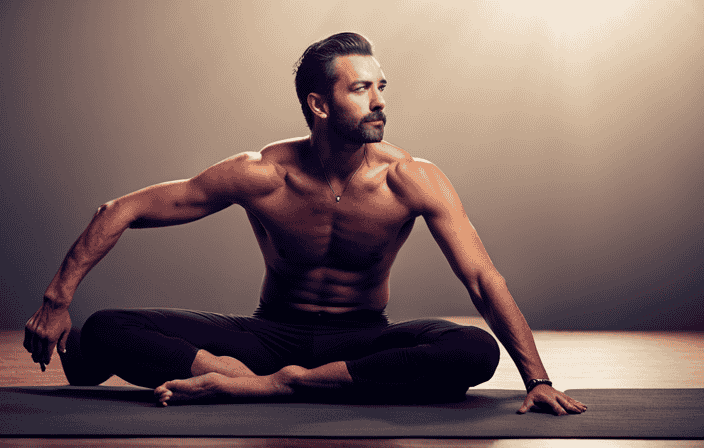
[
  {"x1": 419, "y1": 168, "x2": 496, "y2": 276},
  {"x1": 424, "y1": 207, "x2": 496, "y2": 286},
  {"x1": 399, "y1": 158, "x2": 499, "y2": 284},
  {"x1": 123, "y1": 179, "x2": 227, "y2": 228},
  {"x1": 126, "y1": 154, "x2": 258, "y2": 228}
]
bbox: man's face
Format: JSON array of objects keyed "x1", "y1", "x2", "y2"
[{"x1": 327, "y1": 55, "x2": 387, "y2": 144}]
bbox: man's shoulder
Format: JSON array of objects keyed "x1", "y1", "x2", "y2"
[
  {"x1": 372, "y1": 141, "x2": 438, "y2": 180},
  {"x1": 258, "y1": 136, "x2": 311, "y2": 161},
  {"x1": 221, "y1": 137, "x2": 308, "y2": 175},
  {"x1": 204, "y1": 138, "x2": 307, "y2": 198},
  {"x1": 371, "y1": 141, "x2": 436, "y2": 169},
  {"x1": 372, "y1": 141, "x2": 446, "y2": 212}
]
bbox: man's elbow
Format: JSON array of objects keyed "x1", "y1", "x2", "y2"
[
  {"x1": 464, "y1": 268, "x2": 507, "y2": 303},
  {"x1": 98, "y1": 199, "x2": 138, "y2": 230},
  {"x1": 479, "y1": 269, "x2": 507, "y2": 290}
]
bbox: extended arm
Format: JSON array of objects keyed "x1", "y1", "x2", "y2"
[
  {"x1": 24, "y1": 152, "x2": 267, "y2": 369},
  {"x1": 403, "y1": 160, "x2": 586, "y2": 415},
  {"x1": 44, "y1": 177, "x2": 233, "y2": 305}
]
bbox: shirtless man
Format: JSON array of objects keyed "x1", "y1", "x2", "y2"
[{"x1": 24, "y1": 32, "x2": 586, "y2": 415}]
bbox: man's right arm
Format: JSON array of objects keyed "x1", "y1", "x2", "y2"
[
  {"x1": 24, "y1": 151, "x2": 274, "y2": 369},
  {"x1": 45, "y1": 176, "x2": 236, "y2": 306}
]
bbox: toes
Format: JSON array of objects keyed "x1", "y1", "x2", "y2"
[
  {"x1": 154, "y1": 383, "x2": 174, "y2": 406},
  {"x1": 156, "y1": 390, "x2": 172, "y2": 406}
]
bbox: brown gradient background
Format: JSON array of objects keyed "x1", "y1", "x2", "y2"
[{"x1": 2, "y1": 0, "x2": 703, "y2": 330}]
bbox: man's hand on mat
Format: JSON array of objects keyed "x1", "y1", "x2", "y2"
[
  {"x1": 24, "y1": 302, "x2": 71, "y2": 371},
  {"x1": 517, "y1": 384, "x2": 587, "y2": 416}
]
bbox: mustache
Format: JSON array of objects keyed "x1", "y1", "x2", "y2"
[{"x1": 362, "y1": 111, "x2": 386, "y2": 124}]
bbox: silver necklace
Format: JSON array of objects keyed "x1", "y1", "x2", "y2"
[{"x1": 317, "y1": 148, "x2": 366, "y2": 203}]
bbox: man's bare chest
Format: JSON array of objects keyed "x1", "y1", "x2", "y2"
[{"x1": 244, "y1": 183, "x2": 416, "y2": 269}]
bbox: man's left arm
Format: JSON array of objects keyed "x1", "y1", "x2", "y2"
[{"x1": 405, "y1": 160, "x2": 587, "y2": 415}]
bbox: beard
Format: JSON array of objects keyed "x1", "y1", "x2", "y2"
[{"x1": 329, "y1": 107, "x2": 386, "y2": 144}]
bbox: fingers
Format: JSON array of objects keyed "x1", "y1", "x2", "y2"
[
  {"x1": 518, "y1": 392, "x2": 567, "y2": 415},
  {"x1": 518, "y1": 391, "x2": 588, "y2": 416},
  {"x1": 23, "y1": 327, "x2": 33, "y2": 353},
  {"x1": 557, "y1": 394, "x2": 588, "y2": 414},
  {"x1": 26, "y1": 317, "x2": 43, "y2": 365},
  {"x1": 44, "y1": 328, "x2": 69, "y2": 364},
  {"x1": 43, "y1": 339, "x2": 54, "y2": 366},
  {"x1": 517, "y1": 396, "x2": 533, "y2": 414},
  {"x1": 31, "y1": 334, "x2": 42, "y2": 364},
  {"x1": 25, "y1": 325, "x2": 54, "y2": 371},
  {"x1": 31, "y1": 341, "x2": 43, "y2": 371},
  {"x1": 24, "y1": 327, "x2": 44, "y2": 371},
  {"x1": 550, "y1": 398, "x2": 569, "y2": 416},
  {"x1": 57, "y1": 329, "x2": 69, "y2": 354},
  {"x1": 526, "y1": 393, "x2": 567, "y2": 416},
  {"x1": 33, "y1": 337, "x2": 49, "y2": 371},
  {"x1": 31, "y1": 331, "x2": 53, "y2": 367},
  {"x1": 24, "y1": 307, "x2": 71, "y2": 372}
]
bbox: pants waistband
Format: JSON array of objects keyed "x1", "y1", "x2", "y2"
[{"x1": 253, "y1": 302, "x2": 388, "y2": 326}]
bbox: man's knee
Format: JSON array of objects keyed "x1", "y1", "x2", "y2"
[
  {"x1": 413, "y1": 325, "x2": 499, "y2": 400},
  {"x1": 82, "y1": 308, "x2": 115, "y2": 337},
  {"x1": 345, "y1": 324, "x2": 500, "y2": 402},
  {"x1": 80, "y1": 309, "x2": 139, "y2": 359},
  {"x1": 447, "y1": 325, "x2": 500, "y2": 387}
]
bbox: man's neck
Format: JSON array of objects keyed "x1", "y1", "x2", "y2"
[{"x1": 309, "y1": 130, "x2": 367, "y2": 181}]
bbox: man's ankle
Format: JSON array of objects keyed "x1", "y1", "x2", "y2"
[{"x1": 270, "y1": 365, "x2": 305, "y2": 395}]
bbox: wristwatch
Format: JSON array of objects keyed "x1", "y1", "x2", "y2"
[{"x1": 526, "y1": 378, "x2": 552, "y2": 393}]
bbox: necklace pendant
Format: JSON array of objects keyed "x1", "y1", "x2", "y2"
[{"x1": 335, "y1": 196, "x2": 341, "y2": 202}]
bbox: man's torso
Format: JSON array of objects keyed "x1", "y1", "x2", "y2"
[{"x1": 234, "y1": 137, "x2": 427, "y2": 313}]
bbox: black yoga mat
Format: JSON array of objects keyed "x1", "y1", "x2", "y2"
[{"x1": 1, "y1": 387, "x2": 702, "y2": 438}]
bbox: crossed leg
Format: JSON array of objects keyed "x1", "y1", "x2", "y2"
[
  {"x1": 154, "y1": 359, "x2": 353, "y2": 406},
  {"x1": 75, "y1": 309, "x2": 499, "y2": 406},
  {"x1": 154, "y1": 318, "x2": 500, "y2": 406},
  {"x1": 74, "y1": 308, "x2": 358, "y2": 405}
]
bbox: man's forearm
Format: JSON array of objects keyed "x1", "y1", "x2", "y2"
[
  {"x1": 44, "y1": 201, "x2": 133, "y2": 307},
  {"x1": 470, "y1": 271, "x2": 549, "y2": 386}
]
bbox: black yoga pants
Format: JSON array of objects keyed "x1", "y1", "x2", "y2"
[{"x1": 80, "y1": 306, "x2": 500, "y2": 402}]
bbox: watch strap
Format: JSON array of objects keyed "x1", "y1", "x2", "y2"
[{"x1": 526, "y1": 378, "x2": 552, "y2": 393}]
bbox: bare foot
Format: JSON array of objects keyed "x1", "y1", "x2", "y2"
[
  {"x1": 154, "y1": 372, "x2": 226, "y2": 406},
  {"x1": 154, "y1": 370, "x2": 295, "y2": 406}
]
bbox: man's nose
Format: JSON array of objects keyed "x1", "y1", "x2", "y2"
[{"x1": 371, "y1": 87, "x2": 386, "y2": 110}]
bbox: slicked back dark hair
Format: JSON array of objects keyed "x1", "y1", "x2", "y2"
[{"x1": 294, "y1": 32, "x2": 374, "y2": 130}]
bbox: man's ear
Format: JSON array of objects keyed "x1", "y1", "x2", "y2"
[{"x1": 307, "y1": 92, "x2": 329, "y2": 120}]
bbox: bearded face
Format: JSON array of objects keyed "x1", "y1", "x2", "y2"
[
  {"x1": 328, "y1": 103, "x2": 386, "y2": 144},
  {"x1": 321, "y1": 54, "x2": 388, "y2": 144}
]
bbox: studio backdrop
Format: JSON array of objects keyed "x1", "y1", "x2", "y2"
[{"x1": 2, "y1": 0, "x2": 703, "y2": 330}]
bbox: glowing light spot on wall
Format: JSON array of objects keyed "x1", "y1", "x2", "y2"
[{"x1": 483, "y1": 0, "x2": 648, "y2": 38}]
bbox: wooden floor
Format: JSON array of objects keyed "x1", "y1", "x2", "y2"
[{"x1": 1, "y1": 317, "x2": 703, "y2": 447}]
